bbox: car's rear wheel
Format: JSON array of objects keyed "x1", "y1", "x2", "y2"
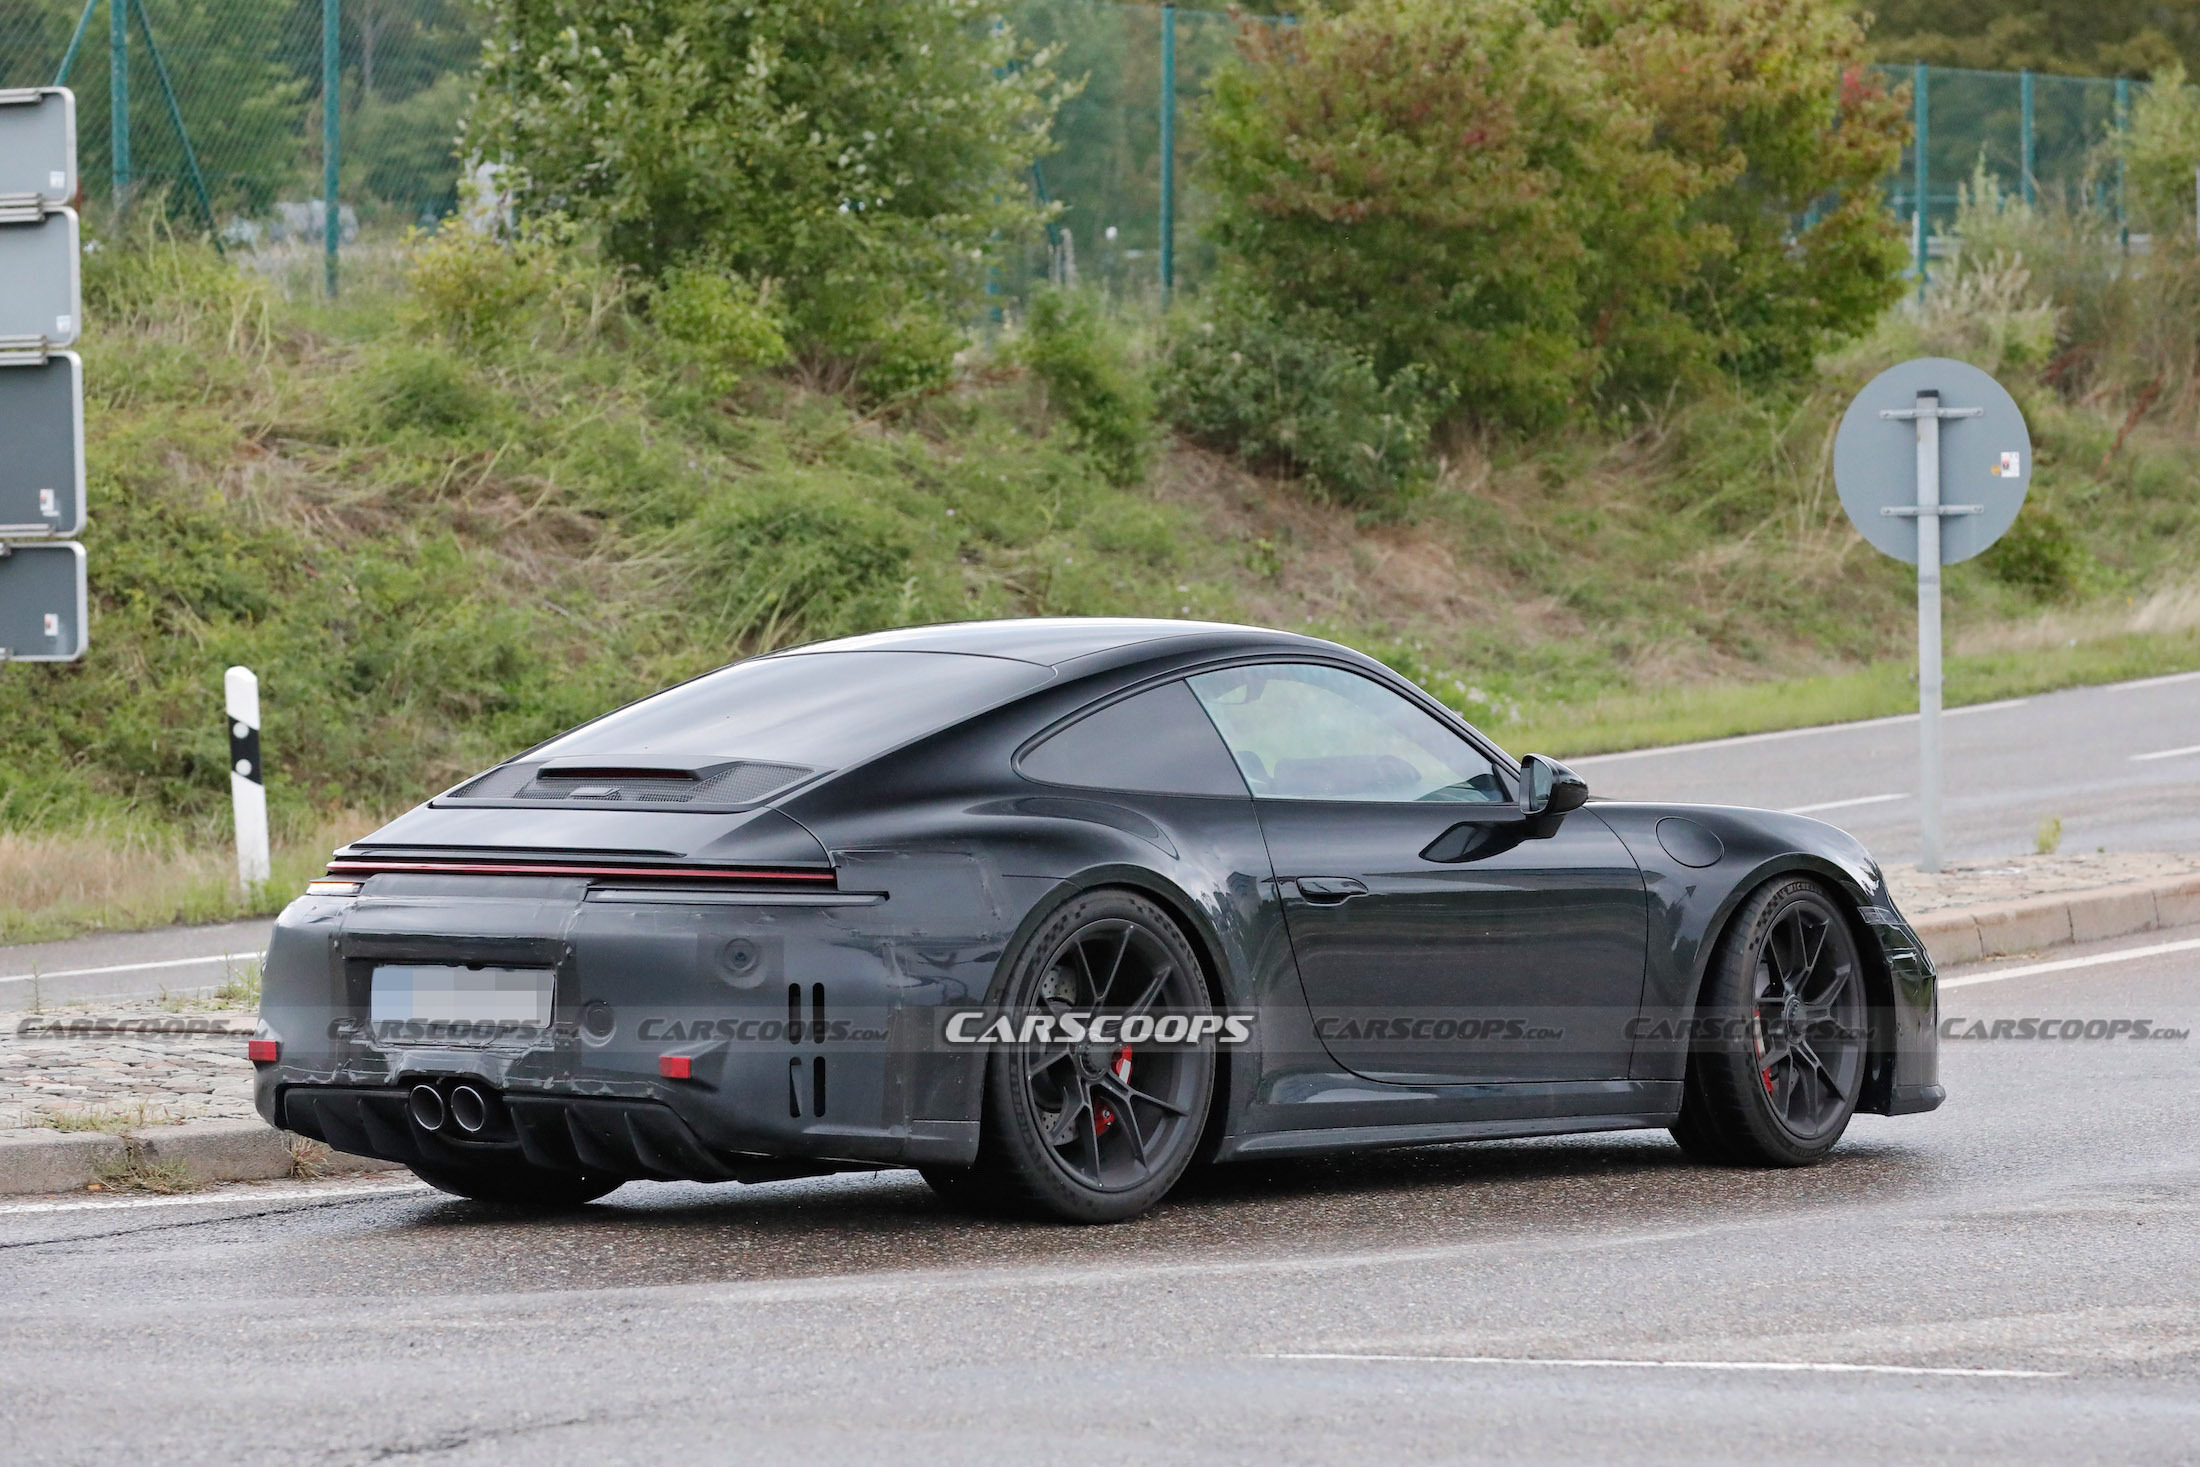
[
  {"x1": 1672, "y1": 876, "x2": 1871, "y2": 1167},
  {"x1": 410, "y1": 1157, "x2": 622, "y2": 1207},
  {"x1": 948, "y1": 890, "x2": 1218, "y2": 1223}
]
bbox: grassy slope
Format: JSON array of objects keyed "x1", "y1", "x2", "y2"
[{"x1": 1, "y1": 232, "x2": 2195, "y2": 942}]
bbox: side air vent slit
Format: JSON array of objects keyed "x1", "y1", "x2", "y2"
[
  {"x1": 786, "y1": 984, "x2": 803, "y2": 1044},
  {"x1": 788, "y1": 1058, "x2": 804, "y2": 1118},
  {"x1": 812, "y1": 1056, "x2": 827, "y2": 1116}
]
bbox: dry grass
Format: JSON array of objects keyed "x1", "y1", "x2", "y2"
[
  {"x1": 89, "y1": 1148, "x2": 206, "y2": 1195},
  {"x1": 1953, "y1": 581, "x2": 2200, "y2": 657},
  {"x1": 32, "y1": 1102, "x2": 182, "y2": 1134},
  {"x1": 0, "y1": 811, "x2": 393, "y2": 946}
]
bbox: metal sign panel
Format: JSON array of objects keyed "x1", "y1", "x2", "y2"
[
  {"x1": 0, "y1": 541, "x2": 86, "y2": 661},
  {"x1": 0, "y1": 88, "x2": 77, "y2": 204},
  {"x1": 0, "y1": 207, "x2": 81, "y2": 348},
  {"x1": 0, "y1": 352, "x2": 84, "y2": 535},
  {"x1": 1833, "y1": 357, "x2": 2031, "y2": 565}
]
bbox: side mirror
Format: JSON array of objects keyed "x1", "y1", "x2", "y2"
[{"x1": 1519, "y1": 754, "x2": 1588, "y2": 823}]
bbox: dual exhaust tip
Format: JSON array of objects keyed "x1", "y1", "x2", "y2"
[{"x1": 409, "y1": 1081, "x2": 501, "y2": 1136}]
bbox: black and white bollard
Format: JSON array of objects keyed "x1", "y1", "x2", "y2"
[{"x1": 225, "y1": 665, "x2": 270, "y2": 887}]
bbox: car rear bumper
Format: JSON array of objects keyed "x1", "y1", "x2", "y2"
[{"x1": 253, "y1": 868, "x2": 1008, "y2": 1178}]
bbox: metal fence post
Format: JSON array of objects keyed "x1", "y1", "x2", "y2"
[
  {"x1": 109, "y1": 0, "x2": 128, "y2": 212},
  {"x1": 2115, "y1": 75, "x2": 2131, "y2": 250},
  {"x1": 1913, "y1": 62, "x2": 1929, "y2": 301},
  {"x1": 323, "y1": 0, "x2": 340, "y2": 296},
  {"x1": 2019, "y1": 69, "x2": 2035, "y2": 207},
  {"x1": 1158, "y1": 3, "x2": 1176, "y2": 303}
]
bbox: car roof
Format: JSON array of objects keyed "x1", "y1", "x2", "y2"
[{"x1": 772, "y1": 617, "x2": 1342, "y2": 669}]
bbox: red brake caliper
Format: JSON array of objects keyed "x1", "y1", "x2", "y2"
[
  {"x1": 1094, "y1": 1045, "x2": 1134, "y2": 1136},
  {"x1": 1753, "y1": 1006, "x2": 1775, "y2": 1095}
]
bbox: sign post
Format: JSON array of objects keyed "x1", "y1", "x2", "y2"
[
  {"x1": 0, "y1": 86, "x2": 86, "y2": 665},
  {"x1": 1835, "y1": 359, "x2": 2032, "y2": 872}
]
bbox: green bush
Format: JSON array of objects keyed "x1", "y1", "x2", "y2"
[
  {"x1": 1017, "y1": 290, "x2": 1156, "y2": 488},
  {"x1": 2118, "y1": 62, "x2": 2200, "y2": 240},
  {"x1": 651, "y1": 268, "x2": 792, "y2": 394},
  {"x1": 1196, "y1": 0, "x2": 1906, "y2": 427},
  {"x1": 1159, "y1": 290, "x2": 1446, "y2": 505},
  {"x1": 1980, "y1": 504, "x2": 2088, "y2": 600},
  {"x1": 687, "y1": 481, "x2": 917, "y2": 645},
  {"x1": 470, "y1": 0, "x2": 1065, "y2": 389},
  {"x1": 345, "y1": 343, "x2": 494, "y2": 437},
  {"x1": 400, "y1": 220, "x2": 583, "y2": 351}
]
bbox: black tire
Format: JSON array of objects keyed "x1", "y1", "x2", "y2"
[
  {"x1": 1672, "y1": 876, "x2": 1872, "y2": 1167},
  {"x1": 410, "y1": 1157, "x2": 622, "y2": 1207},
  {"x1": 966, "y1": 890, "x2": 1220, "y2": 1224}
]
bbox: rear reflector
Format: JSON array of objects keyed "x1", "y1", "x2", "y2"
[
  {"x1": 248, "y1": 1039, "x2": 280, "y2": 1063},
  {"x1": 659, "y1": 1055, "x2": 694, "y2": 1081}
]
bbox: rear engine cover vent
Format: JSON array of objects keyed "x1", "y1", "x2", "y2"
[{"x1": 447, "y1": 759, "x2": 813, "y2": 809}]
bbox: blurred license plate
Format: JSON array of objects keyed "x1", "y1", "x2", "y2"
[{"x1": 369, "y1": 965, "x2": 554, "y2": 1028}]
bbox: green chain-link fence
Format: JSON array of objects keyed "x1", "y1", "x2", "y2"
[{"x1": 0, "y1": 0, "x2": 2163, "y2": 296}]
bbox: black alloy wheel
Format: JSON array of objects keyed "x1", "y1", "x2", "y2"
[
  {"x1": 927, "y1": 890, "x2": 1217, "y2": 1223},
  {"x1": 1672, "y1": 877, "x2": 1871, "y2": 1167}
]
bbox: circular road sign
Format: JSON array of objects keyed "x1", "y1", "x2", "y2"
[{"x1": 1833, "y1": 357, "x2": 2032, "y2": 566}]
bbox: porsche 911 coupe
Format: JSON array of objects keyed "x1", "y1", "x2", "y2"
[{"x1": 256, "y1": 618, "x2": 1942, "y2": 1221}]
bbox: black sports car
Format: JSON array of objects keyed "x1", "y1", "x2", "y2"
[{"x1": 256, "y1": 618, "x2": 1942, "y2": 1221}]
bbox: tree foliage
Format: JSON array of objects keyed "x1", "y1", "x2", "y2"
[
  {"x1": 470, "y1": 0, "x2": 1067, "y2": 387},
  {"x1": 1196, "y1": 0, "x2": 1907, "y2": 428},
  {"x1": 1866, "y1": 0, "x2": 2200, "y2": 78}
]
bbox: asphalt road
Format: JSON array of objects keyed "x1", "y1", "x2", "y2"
[
  {"x1": 1570, "y1": 669, "x2": 2200, "y2": 867},
  {"x1": 3, "y1": 928, "x2": 2196, "y2": 1465}
]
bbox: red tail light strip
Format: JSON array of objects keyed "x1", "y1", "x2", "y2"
[{"x1": 325, "y1": 860, "x2": 836, "y2": 885}]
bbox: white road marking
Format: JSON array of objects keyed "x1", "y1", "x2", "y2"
[
  {"x1": 0, "y1": 950, "x2": 262, "y2": 983},
  {"x1": 1782, "y1": 792, "x2": 1907, "y2": 816},
  {"x1": 2130, "y1": 743, "x2": 2200, "y2": 762},
  {"x1": 0, "y1": 1178, "x2": 427, "y2": 1216},
  {"x1": 1264, "y1": 1352, "x2": 2064, "y2": 1379},
  {"x1": 2105, "y1": 669, "x2": 2200, "y2": 691},
  {"x1": 1943, "y1": 936, "x2": 2200, "y2": 990},
  {"x1": 1570, "y1": 698, "x2": 2030, "y2": 765}
]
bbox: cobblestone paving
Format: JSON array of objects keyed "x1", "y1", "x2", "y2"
[
  {"x1": 1884, "y1": 850, "x2": 2200, "y2": 915},
  {"x1": 0, "y1": 996, "x2": 258, "y2": 1133}
]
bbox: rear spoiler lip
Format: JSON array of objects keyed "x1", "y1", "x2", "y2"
[{"x1": 323, "y1": 858, "x2": 837, "y2": 886}]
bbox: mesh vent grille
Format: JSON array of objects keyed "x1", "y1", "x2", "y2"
[{"x1": 449, "y1": 760, "x2": 811, "y2": 807}]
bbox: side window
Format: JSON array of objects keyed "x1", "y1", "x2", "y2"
[
  {"x1": 1186, "y1": 663, "x2": 1507, "y2": 804},
  {"x1": 1019, "y1": 680, "x2": 1251, "y2": 798}
]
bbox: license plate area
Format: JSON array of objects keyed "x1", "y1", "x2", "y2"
[{"x1": 368, "y1": 964, "x2": 554, "y2": 1048}]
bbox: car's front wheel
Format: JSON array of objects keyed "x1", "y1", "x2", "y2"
[
  {"x1": 1672, "y1": 876, "x2": 1872, "y2": 1167},
  {"x1": 946, "y1": 890, "x2": 1219, "y2": 1224},
  {"x1": 410, "y1": 1157, "x2": 622, "y2": 1207}
]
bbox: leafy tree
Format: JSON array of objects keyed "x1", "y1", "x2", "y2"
[
  {"x1": 1196, "y1": 0, "x2": 1906, "y2": 429},
  {"x1": 1866, "y1": 0, "x2": 2200, "y2": 78},
  {"x1": 1556, "y1": 0, "x2": 1910, "y2": 387},
  {"x1": 470, "y1": 0, "x2": 1067, "y2": 389}
]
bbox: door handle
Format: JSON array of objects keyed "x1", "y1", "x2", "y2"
[{"x1": 1294, "y1": 876, "x2": 1369, "y2": 904}]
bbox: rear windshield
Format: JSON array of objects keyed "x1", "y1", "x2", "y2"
[{"x1": 524, "y1": 651, "x2": 1055, "y2": 770}]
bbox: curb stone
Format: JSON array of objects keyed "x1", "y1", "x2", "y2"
[
  {"x1": 0, "y1": 1119, "x2": 401, "y2": 1197},
  {"x1": 1910, "y1": 872, "x2": 2200, "y2": 969}
]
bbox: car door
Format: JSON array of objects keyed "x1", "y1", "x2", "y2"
[{"x1": 1186, "y1": 662, "x2": 1648, "y2": 1084}]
